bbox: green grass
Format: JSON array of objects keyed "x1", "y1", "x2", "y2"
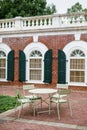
[{"x1": 0, "y1": 95, "x2": 19, "y2": 113}]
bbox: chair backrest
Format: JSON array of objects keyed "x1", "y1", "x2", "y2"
[
  {"x1": 56, "y1": 84, "x2": 68, "y2": 90},
  {"x1": 23, "y1": 85, "x2": 35, "y2": 90},
  {"x1": 23, "y1": 85, "x2": 35, "y2": 96},
  {"x1": 59, "y1": 89, "x2": 71, "y2": 95},
  {"x1": 14, "y1": 86, "x2": 22, "y2": 99}
]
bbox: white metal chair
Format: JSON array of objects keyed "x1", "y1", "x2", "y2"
[
  {"x1": 51, "y1": 83, "x2": 69, "y2": 99},
  {"x1": 49, "y1": 89, "x2": 72, "y2": 120},
  {"x1": 23, "y1": 85, "x2": 42, "y2": 108},
  {"x1": 15, "y1": 88, "x2": 36, "y2": 118}
]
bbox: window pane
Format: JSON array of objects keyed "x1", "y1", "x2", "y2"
[
  {"x1": 0, "y1": 69, "x2": 5, "y2": 78},
  {"x1": 30, "y1": 50, "x2": 42, "y2": 57},
  {"x1": 70, "y1": 71, "x2": 84, "y2": 82},
  {"x1": 70, "y1": 59, "x2": 85, "y2": 69},
  {"x1": 30, "y1": 59, "x2": 42, "y2": 68},
  {"x1": 0, "y1": 59, "x2": 6, "y2": 67},
  {"x1": 70, "y1": 49, "x2": 85, "y2": 57},
  {"x1": 0, "y1": 51, "x2": 6, "y2": 57},
  {"x1": 30, "y1": 70, "x2": 41, "y2": 80},
  {"x1": 70, "y1": 58, "x2": 85, "y2": 83}
]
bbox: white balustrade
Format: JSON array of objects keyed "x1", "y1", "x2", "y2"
[
  {"x1": 0, "y1": 19, "x2": 15, "y2": 29},
  {"x1": 0, "y1": 12, "x2": 87, "y2": 32}
]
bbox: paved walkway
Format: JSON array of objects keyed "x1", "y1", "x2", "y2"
[{"x1": 0, "y1": 86, "x2": 87, "y2": 130}]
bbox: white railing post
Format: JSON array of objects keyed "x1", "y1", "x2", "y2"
[
  {"x1": 52, "y1": 14, "x2": 62, "y2": 28},
  {"x1": 14, "y1": 16, "x2": 22, "y2": 30}
]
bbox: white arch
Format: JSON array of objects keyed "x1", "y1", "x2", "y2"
[
  {"x1": 63, "y1": 41, "x2": 87, "y2": 59},
  {"x1": 0, "y1": 43, "x2": 11, "y2": 55},
  {"x1": 24, "y1": 42, "x2": 48, "y2": 58}
]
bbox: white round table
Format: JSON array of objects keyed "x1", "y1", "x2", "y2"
[
  {"x1": 29, "y1": 88, "x2": 57, "y2": 94},
  {"x1": 29, "y1": 88, "x2": 57, "y2": 114}
]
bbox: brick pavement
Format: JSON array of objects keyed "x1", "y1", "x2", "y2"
[{"x1": 0, "y1": 86, "x2": 87, "y2": 130}]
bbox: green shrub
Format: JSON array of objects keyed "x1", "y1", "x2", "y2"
[{"x1": 0, "y1": 95, "x2": 20, "y2": 113}]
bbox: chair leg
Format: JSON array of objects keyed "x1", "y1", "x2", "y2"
[
  {"x1": 49, "y1": 100, "x2": 51, "y2": 114},
  {"x1": 49, "y1": 99, "x2": 54, "y2": 115},
  {"x1": 29, "y1": 102, "x2": 36, "y2": 116},
  {"x1": 68, "y1": 101, "x2": 72, "y2": 116},
  {"x1": 18, "y1": 103, "x2": 23, "y2": 119},
  {"x1": 33, "y1": 102, "x2": 36, "y2": 116},
  {"x1": 18, "y1": 108, "x2": 21, "y2": 119},
  {"x1": 57, "y1": 103, "x2": 60, "y2": 120},
  {"x1": 41, "y1": 98, "x2": 42, "y2": 109},
  {"x1": 15, "y1": 102, "x2": 18, "y2": 116}
]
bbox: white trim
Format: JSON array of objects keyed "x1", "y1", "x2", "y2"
[
  {"x1": 1, "y1": 30, "x2": 87, "y2": 39},
  {"x1": 24, "y1": 42, "x2": 48, "y2": 55},
  {"x1": 24, "y1": 42, "x2": 48, "y2": 83},
  {"x1": 33, "y1": 34, "x2": 38, "y2": 42},
  {"x1": 63, "y1": 40, "x2": 87, "y2": 86},
  {"x1": 0, "y1": 43, "x2": 11, "y2": 54},
  {"x1": 74, "y1": 33, "x2": 81, "y2": 40},
  {"x1": 0, "y1": 43, "x2": 11, "y2": 81}
]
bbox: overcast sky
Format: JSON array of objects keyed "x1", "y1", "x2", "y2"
[{"x1": 47, "y1": 0, "x2": 87, "y2": 14}]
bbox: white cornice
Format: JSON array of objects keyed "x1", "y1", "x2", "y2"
[
  {"x1": 0, "y1": 25, "x2": 87, "y2": 40},
  {"x1": 0, "y1": 26, "x2": 87, "y2": 35}
]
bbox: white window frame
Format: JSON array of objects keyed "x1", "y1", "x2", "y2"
[
  {"x1": 70, "y1": 50, "x2": 85, "y2": 83},
  {"x1": 0, "y1": 51, "x2": 6, "y2": 80},
  {"x1": 0, "y1": 43, "x2": 11, "y2": 81},
  {"x1": 63, "y1": 41, "x2": 87, "y2": 86},
  {"x1": 24, "y1": 42, "x2": 48, "y2": 83},
  {"x1": 29, "y1": 50, "x2": 42, "y2": 81}
]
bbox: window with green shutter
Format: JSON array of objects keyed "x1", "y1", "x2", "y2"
[
  {"x1": 19, "y1": 50, "x2": 26, "y2": 82},
  {"x1": 7, "y1": 50, "x2": 14, "y2": 81},
  {"x1": 44, "y1": 49, "x2": 52, "y2": 83},
  {"x1": 58, "y1": 49, "x2": 66, "y2": 84}
]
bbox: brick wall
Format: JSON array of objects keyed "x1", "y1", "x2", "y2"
[{"x1": 0, "y1": 34, "x2": 87, "y2": 91}]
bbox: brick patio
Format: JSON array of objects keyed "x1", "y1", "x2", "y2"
[{"x1": 0, "y1": 86, "x2": 87, "y2": 130}]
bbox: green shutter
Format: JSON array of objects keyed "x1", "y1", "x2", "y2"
[
  {"x1": 7, "y1": 50, "x2": 14, "y2": 81},
  {"x1": 44, "y1": 49, "x2": 52, "y2": 83},
  {"x1": 58, "y1": 49, "x2": 66, "y2": 84},
  {"x1": 19, "y1": 50, "x2": 26, "y2": 82}
]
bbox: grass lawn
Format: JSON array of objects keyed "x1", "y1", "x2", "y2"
[{"x1": 0, "y1": 95, "x2": 19, "y2": 113}]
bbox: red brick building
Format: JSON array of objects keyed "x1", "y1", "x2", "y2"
[{"x1": 0, "y1": 13, "x2": 87, "y2": 90}]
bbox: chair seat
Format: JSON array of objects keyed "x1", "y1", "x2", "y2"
[
  {"x1": 51, "y1": 98, "x2": 67, "y2": 103},
  {"x1": 18, "y1": 98, "x2": 31, "y2": 103},
  {"x1": 52, "y1": 93, "x2": 67, "y2": 98},
  {"x1": 25, "y1": 95, "x2": 41, "y2": 100}
]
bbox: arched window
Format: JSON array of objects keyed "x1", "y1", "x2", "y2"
[
  {"x1": 29, "y1": 50, "x2": 42, "y2": 81},
  {"x1": 19, "y1": 47, "x2": 52, "y2": 83},
  {"x1": 0, "y1": 43, "x2": 13, "y2": 81},
  {"x1": 0, "y1": 51, "x2": 6, "y2": 79},
  {"x1": 63, "y1": 41, "x2": 87, "y2": 86},
  {"x1": 70, "y1": 49, "x2": 85, "y2": 83},
  {"x1": 24, "y1": 42, "x2": 48, "y2": 83}
]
